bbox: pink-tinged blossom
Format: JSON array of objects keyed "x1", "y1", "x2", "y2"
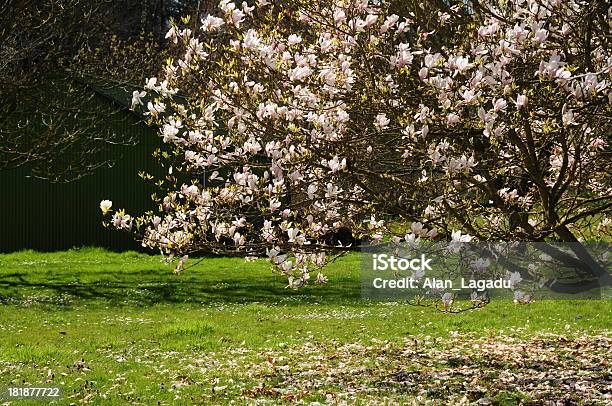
[
  {"x1": 589, "y1": 138, "x2": 606, "y2": 150},
  {"x1": 538, "y1": 54, "x2": 564, "y2": 78},
  {"x1": 555, "y1": 68, "x2": 572, "y2": 83},
  {"x1": 423, "y1": 53, "x2": 442, "y2": 68},
  {"x1": 446, "y1": 155, "x2": 476, "y2": 174},
  {"x1": 165, "y1": 26, "x2": 178, "y2": 43},
  {"x1": 307, "y1": 184, "x2": 317, "y2": 200},
  {"x1": 161, "y1": 120, "x2": 182, "y2": 143},
  {"x1": 174, "y1": 255, "x2": 189, "y2": 274},
  {"x1": 418, "y1": 67, "x2": 428, "y2": 80},
  {"x1": 333, "y1": 9, "x2": 346, "y2": 25},
  {"x1": 131, "y1": 90, "x2": 146, "y2": 108},
  {"x1": 451, "y1": 230, "x2": 473, "y2": 243},
  {"x1": 230, "y1": 9, "x2": 245, "y2": 26},
  {"x1": 363, "y1": 14, "x2": 378, "y2": 28},
  {"x1": 507, "y1": 24, "x2": 529, "y2": 44},
  {"x1": 327, "y1": 156, "x2": 347, "y2": 173},
  {"x1": 380, "y1": 14, "x2": 399, "y2": 33},
  {"x1": 269, "y1": 198, "x2": 281, "y2": 212},
  {"x1": 288, "y1": 66, "x2": 312, "y2": 81},
  {"x1": 448, "y1": 55, "x2": 471, "y2": 73},
  {"x1": 499, "y1": 188, "x2": 519, "y2": 201},
  {"x1": 447, "y1": 113, "x2": 460, "y2": 126},
  {"x1": 392, "y1": 43, "x2": 413, "y2": 68},
  {"x1": 233, "y1": 232, "x2": 246, "y2": 246},
  {"x1": 461, "y1": 89, "x2": 479, "y2": 104},
  {"x1": 471, "y1": 258, "x2": 490, "y2": 272},
  {"x1": 562, "y1": 104, "x2": 577, "y2": 126},
  {"x1": 410, "y1": 222, "x2": 426, "y2": 236},
  {"x1": 438, "y1": 12, "x2": 451, "y2": 24},
  {"x1": 112, "y1": 211, "x2": 132, "y2": 230},
  {"x1": 241, "y1": 2, "x2": 254, "y2": 15},
  {"x1": 201, "y1": 15, "x2": 224, "y2": 31},
  {"x1": 514, "y1": 94, "x2": 528, "y2": 109},
  {"x1": 287, "y1": 228, "x2": 306, "y2": 245},
  {"x1": 492, "y1": 98, "x2": 507, "y2": 112},
  {"x1": 374, "y1": 113, "x2": 390, "y2": 130},
  {"x1": 287, "y1": 34, "x2": 302, "y2": 45},
  {"x1": 144, "y1": 77, "x2": 158, "y2": 91},
  {"x1": 478, "y1": 21, "x2": 499, "y2": 37},
  {"x1": 315, "y1": 273, "x2": 328, "y2": 284},
  {"x1": 533, "y1": 28, "x2": 548, "y2": 44},
  {"x1": 146, "y1": 102, "x2": 166, "y2": 117},
  {"x1": 477, "y1": 107, "x2": 496, "y2": 124},
  {"x1": 441, "y1": 293, "x2": 453, "y2": 308}
]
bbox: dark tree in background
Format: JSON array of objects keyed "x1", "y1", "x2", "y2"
[{"x1": 0, "y1": 0, "x2": 211, "y2": 181}]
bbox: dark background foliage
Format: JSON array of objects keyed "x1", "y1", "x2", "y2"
[{"x1": 0, "y1": 0, "x2": 217, "y2": 251}]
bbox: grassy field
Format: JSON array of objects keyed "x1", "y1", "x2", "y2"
[{"x1": 0, "y1": 249, "x2": 610, "y2": 405}]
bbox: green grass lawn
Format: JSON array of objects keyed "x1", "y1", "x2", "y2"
[{"x1": 0, "y1": 248, "x2": 609, "y2": 405}]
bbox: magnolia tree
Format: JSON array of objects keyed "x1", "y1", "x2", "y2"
[{"x1": 102, "y1": 0, "x2": 610, "y2": 301}]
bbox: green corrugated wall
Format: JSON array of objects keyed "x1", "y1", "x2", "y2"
[{"x1": 0, "y1": 117, "x2": 161, "y2": 253}]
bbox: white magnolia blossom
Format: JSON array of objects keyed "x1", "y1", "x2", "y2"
[
  {"x1": 99, "y1": 200, "x2": 112, "y2": 215},
  {"x1": 131, "y1": 91, "x2": 146, "y2": 108}
]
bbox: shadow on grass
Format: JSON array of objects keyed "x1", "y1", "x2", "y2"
[{"x1": 0, "y1": 267, "x2": 361, "y2": 307}]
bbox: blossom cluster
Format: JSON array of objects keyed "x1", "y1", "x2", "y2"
[{"x1": 103, "y1": 0, "x2": 610, "y2": 299}]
